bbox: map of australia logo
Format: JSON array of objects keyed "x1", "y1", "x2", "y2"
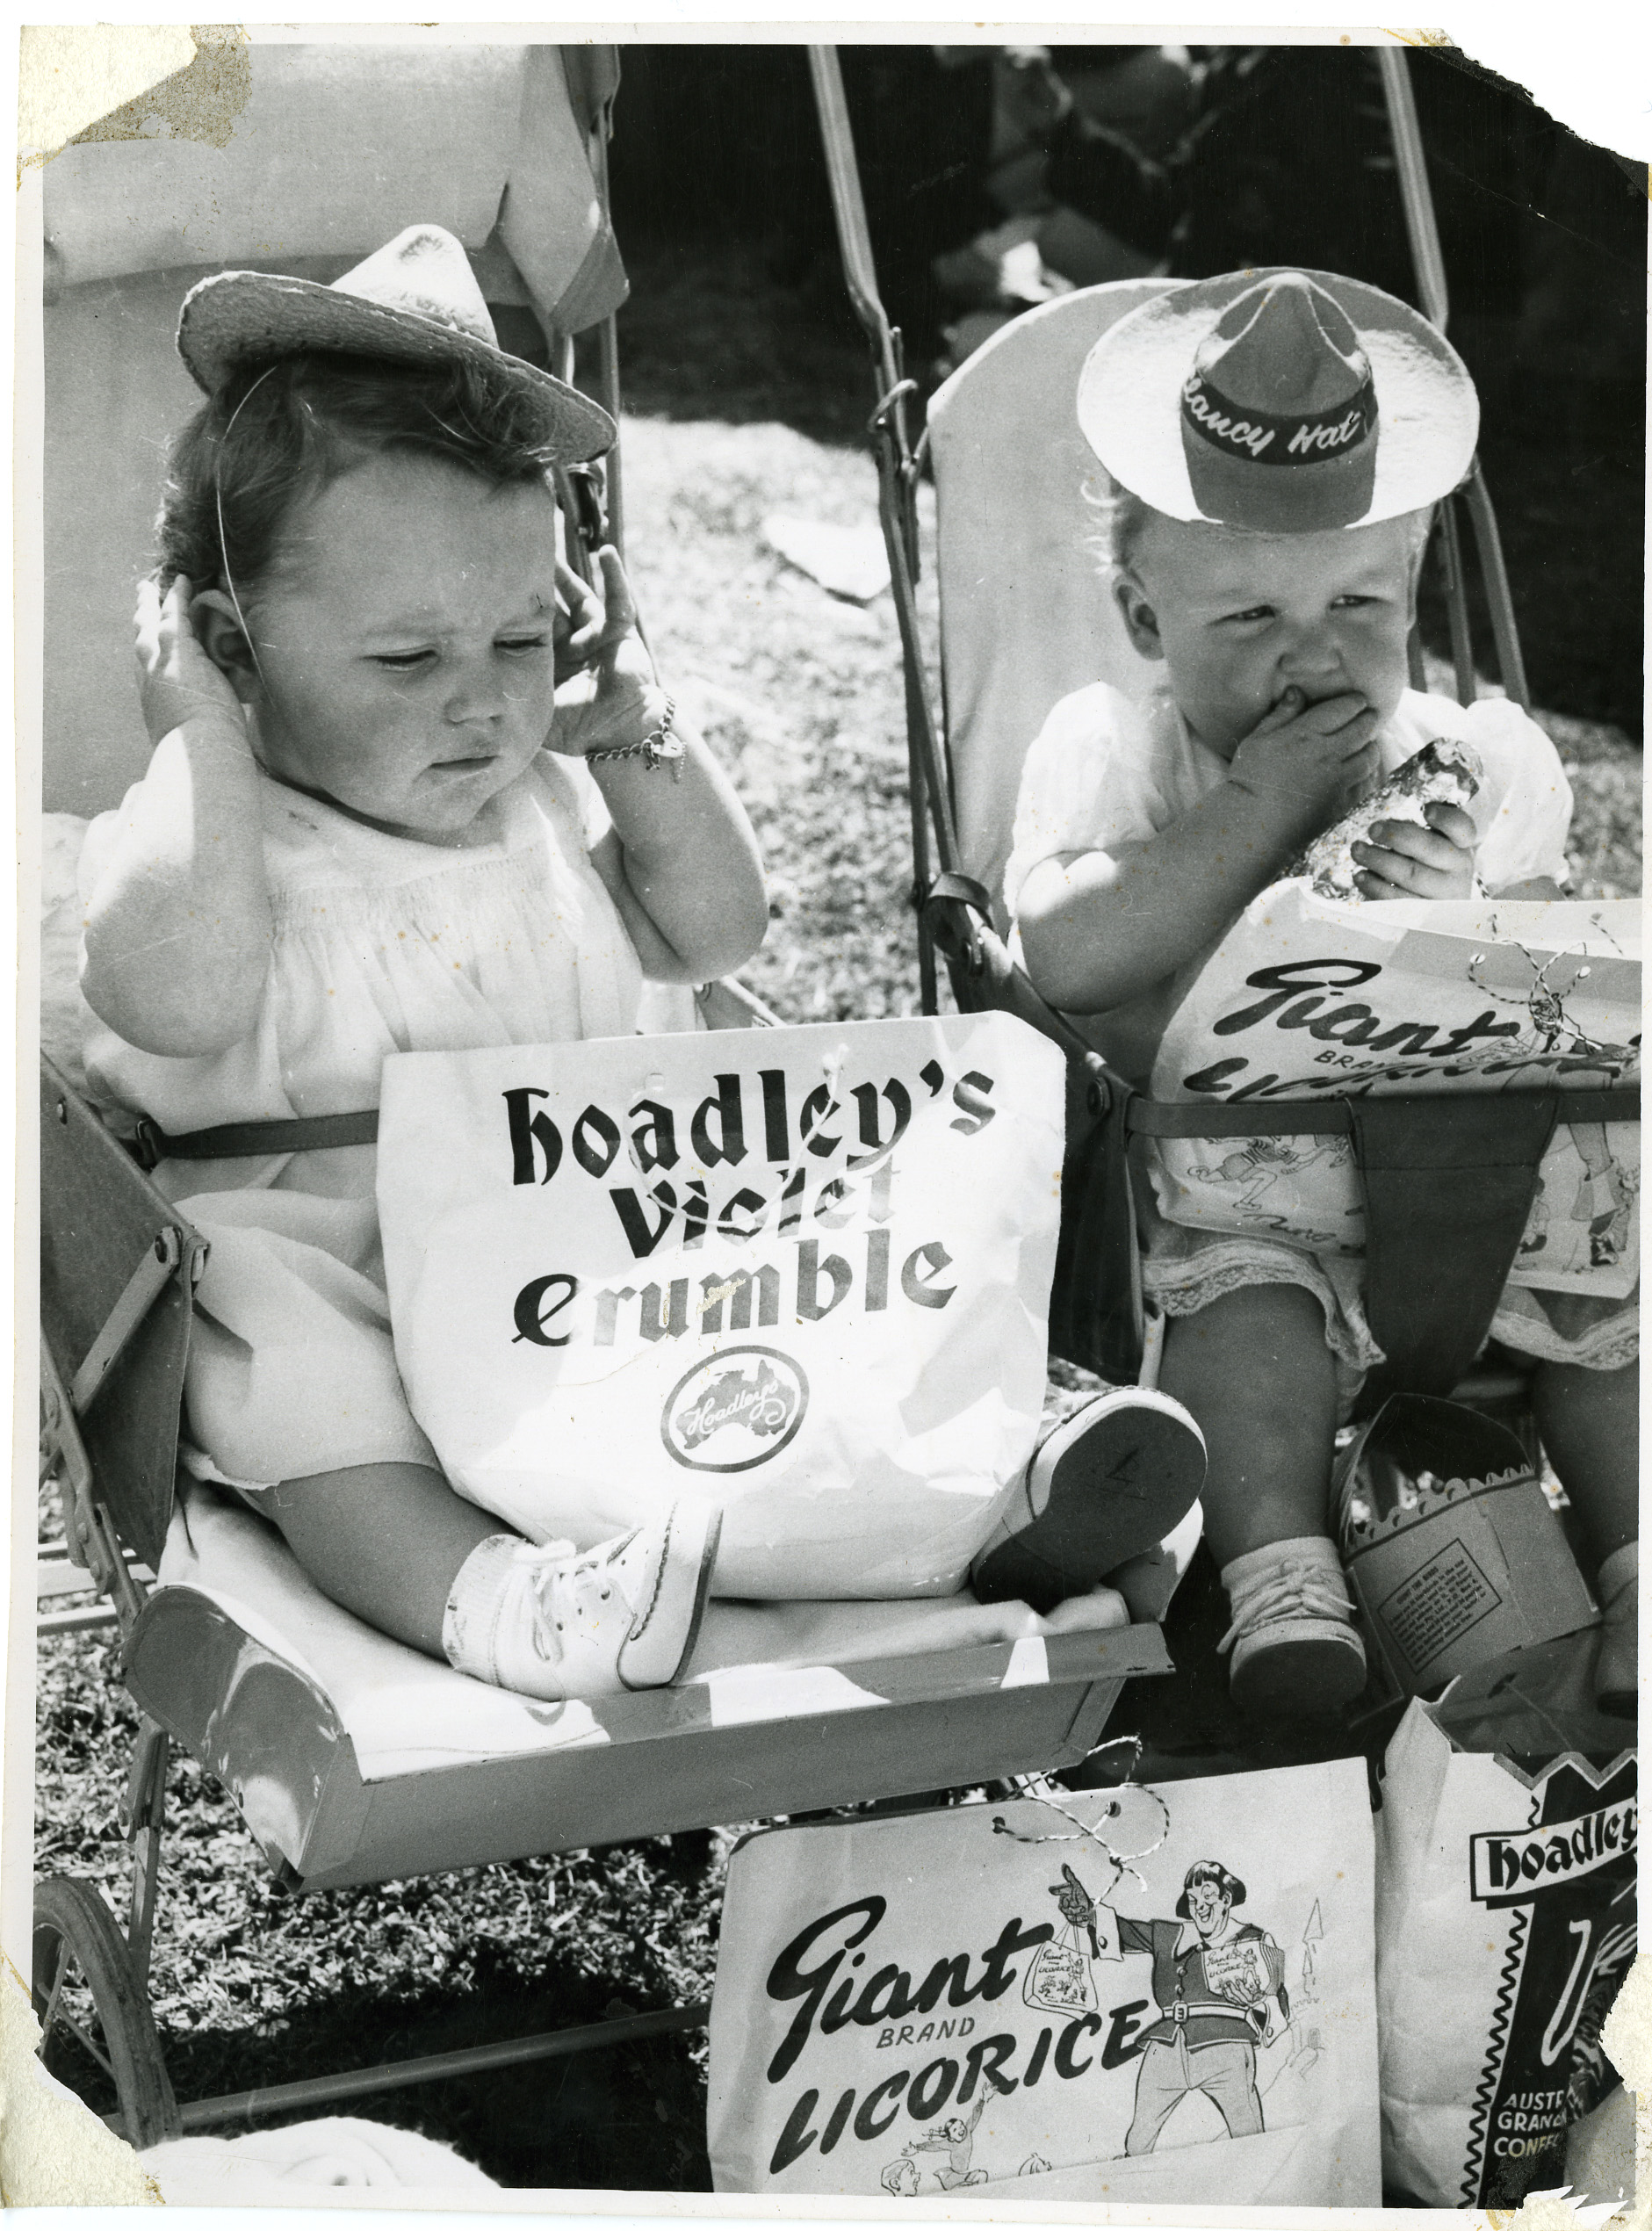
[{"x1": 662, "y1": 1347, "x2": 809, "y2": 1472}]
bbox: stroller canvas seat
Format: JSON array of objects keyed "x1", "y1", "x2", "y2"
[
  {"x1": 128, "y1": 1483, "x2": 1167, "y2": 1893},
  {"x1": 43, "y1": 879, "x2": 1171, "y2": 1902},
  {"x1": 927, "y1": 277, "x2": 1184, "y2": 930}
]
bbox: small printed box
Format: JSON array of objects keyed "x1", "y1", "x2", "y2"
[{"x1": 1337, "y1": 1396, "x2": 1598, "y2": 1699}]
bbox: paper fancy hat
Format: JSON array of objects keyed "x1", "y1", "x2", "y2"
[
  {"x1": 1076, "y1": 267, "x2": 1477, "y2": 531},
  {"x1": 177, "y1": 224, "x2": 616, "y2": 464}
]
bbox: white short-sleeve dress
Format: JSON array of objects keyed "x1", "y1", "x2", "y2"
[
  {"x1": 1006, "y1": 682, "x2": 1637, "y2": 1390},
  {"x1": 80, "y1": 753, "x2": 649, "y2": 1491}
]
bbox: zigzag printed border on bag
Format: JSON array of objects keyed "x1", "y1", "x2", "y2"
[
  {"x1": 1473, "y1": 1745, "x2": 1636, "y2": 1795},
  {"x1": 1461, "y1": 1895, "x2": 1529, "y2": 2204}
]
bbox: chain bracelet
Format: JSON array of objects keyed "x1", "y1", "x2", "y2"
[{"x1": 585, "y1": 695, "x2": 684, "y2": 781}]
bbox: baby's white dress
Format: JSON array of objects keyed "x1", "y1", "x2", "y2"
[
  {"x1": 1006, "y1": 682, "x2": 1637, "y2": 1391},
  {"x1": 81, "y1": 753, "x2": 648, "y2": 1491}
]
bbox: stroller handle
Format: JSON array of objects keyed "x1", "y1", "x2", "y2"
[{"x1": 806, "y1": 47, "x2": 902, "y2": 400}]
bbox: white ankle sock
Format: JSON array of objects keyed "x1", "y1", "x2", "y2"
[
  {"x1": 1220, "y1": 1534, "x2": 1351, "y2": 1602},
  {"x1": 443, "y1": 1533, "x2": 572, "y2": 1700},
  {"x1": 1219, "y1": 1535, "x2": 1354, "y2": 1647}
]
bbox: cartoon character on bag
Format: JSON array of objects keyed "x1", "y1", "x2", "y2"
[
  {"x1": 1184, "y1": 1136, "x2": 1352, "y2": 1237},
  {"x1": 1070, "y1": 1859, "x2": 1288, "y2": 2155},
  {"x1": 1571, "y1": 1123, "x2": 1637, "y2": 1270},
  {"x1": 884, "y1": 2090, "x2": 990, "y2": 2191}
]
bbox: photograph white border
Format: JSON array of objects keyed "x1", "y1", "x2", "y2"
[{"x1": 6, "y1": 15, "x2": 1647, "y2": 2225}]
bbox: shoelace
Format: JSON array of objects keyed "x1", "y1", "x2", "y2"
[
  {"x1": 520, "y1": 1535, "x2": 636, "y2": 1651},
  {"x1": 1218, "y1": 1556, "x2": 1354, "y2": 1657}
]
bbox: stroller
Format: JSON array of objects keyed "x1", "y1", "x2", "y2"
[
  {"x1": 32, "y1": 45, "x2": 1168, "y2": 2152},
  {"x1": 812, "y1": 40, "x2": 1639, "y2": 1394},
  {"x1": 809, "y1": 44, "x2": 1639, "y2": 1643}
]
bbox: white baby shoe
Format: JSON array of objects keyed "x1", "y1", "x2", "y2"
[
  {"x1": 971, "y1": 1387, "x2": 1207, "y2": 1614},
  {"x1": 1594, "y1": 1541, "x2": 1637, "y2": 1721},
  {"x1": 443, "y1": 1503, "x2": 721, "y2": 1701},
  {"x1": 1218, "y1": 1535, "x2": 1367, "y2": 1719}
]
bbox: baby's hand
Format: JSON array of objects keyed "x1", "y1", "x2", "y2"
[
  {"x1": 552, "y1": 557, "x2": 608, "y2": 682},
  {"x1": 1228, "y1": 686, "x2": 1381, "y2": 827},
  {"x1": 1353, "y1": 801, "x2": 1478, "y2": 900},
  {"x1": 133, "y1": 575, "x2": 247, "y2": 747},
  {"x1": 548, "y1": 546, "x2": 666, "y2": 758}
]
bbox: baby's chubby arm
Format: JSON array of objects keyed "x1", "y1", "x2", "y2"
[
  {"x1": 554, "y1": 551, "x2": 768, "y2": 984},
  {"x1": 1018, "y1": 686, "x2": 1380, "y2": 1013},
  {"x1": 81, "y1": 577, "x2": 273, "y2": 1058},
  {"x1": 590, "y1": 706, "x2": 768, "y2": 984}
]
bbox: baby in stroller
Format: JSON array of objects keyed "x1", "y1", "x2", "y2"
[
  {"x1": 77, "y1": 226, "x2": 1204, "y2": 1708},
  {"x1": 1006, "y1": 270, "x2": 1637, "y2": 1721}
]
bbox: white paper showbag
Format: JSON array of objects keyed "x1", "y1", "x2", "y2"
[
  {"x1": 1375, "y1": 1694, "x2": 1636, "y2": 2208},
  {"x1": 707, "y1": 1763, "x2": 1380, "y2": 2206},
  {"x1": 376, "y1": 1013, "x2": 1064, "y2": 1598},
  {"x1": 1150, "y1": 895, "x2": 1640, "y2": 1296}
]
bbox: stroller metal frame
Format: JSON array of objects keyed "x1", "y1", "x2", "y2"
[{"x1": 807, "y1": 39, "x2": 1639, "y2": 1397}]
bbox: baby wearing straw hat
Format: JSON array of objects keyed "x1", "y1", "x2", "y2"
[
  {"x1": 1006, "y1": 271, "x2": 1637, "y2": 1721},
  {"x1": 76, "y1": 226, "x2": 1206, "y2": 1707},
  {"x1": 77, "y1": 227, "x2": 769, "y2": 1701}
]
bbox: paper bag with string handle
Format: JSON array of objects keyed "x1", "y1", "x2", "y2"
[{"x1": 707, "y1": 1758, "x2": 1379, "y2": 2202}]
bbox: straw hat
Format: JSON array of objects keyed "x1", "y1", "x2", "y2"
[
  {"x1": 1077, "y1": 268, "x2": 1477, "y2": 531},
  {"x1": 177, "y1": 224, "x2": 616, "y2": 464}
]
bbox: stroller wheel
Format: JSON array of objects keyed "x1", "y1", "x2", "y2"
[{"x1": 32, "y1": 1874, "x2": 180, "y2": 2148}]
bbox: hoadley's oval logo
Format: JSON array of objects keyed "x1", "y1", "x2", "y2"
[{"x1": 661, "y1": 1346, "x2": 808, "y2": 1473}]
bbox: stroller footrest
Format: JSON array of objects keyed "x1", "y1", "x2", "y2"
[{"x1": 123, "y1": 1484, "x2": 1169, "y2": 1890}]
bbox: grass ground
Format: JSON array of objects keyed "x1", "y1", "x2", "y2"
[{"x1": 34, "y1": 242, "x2": 1641, "y2": 2190}]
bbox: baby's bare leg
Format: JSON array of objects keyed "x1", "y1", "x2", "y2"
[
  {"x1": 254, "y1": 1464, "x2": 720, "y2": 1701},
  {"x1": 1533, "y1": 1359, "x2": 1638, "y2": 1716},
  {"x1": 1158, "y1": 1283, "x2": 1340, "y2": 1563},
  {"x1": 1533, "y1": 1360, "x2": 1638, "y2": 1566},
  {"x1": 260, "y1": 1464, "x2": 502, "y2": 1655},
  {"x1": 1159, "y1": 1283, "x2": 1363, "y2": 1715}
]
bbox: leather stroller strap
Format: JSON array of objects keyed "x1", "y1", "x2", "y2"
[
  {"x1": 1122, "y1": 1083, "x2": 1638, "y2": 1399},
  {"x1": 1129, "y1": 1100, "x2": 1354, "y2": 1139},
  {"x1": 923, "y1": 870, "x2": 994, "y2": 915},
  {"x1": 1051, "y1": 1054, "x2": 1143, "y2": 1383},
  {"x1": 1353, "y1": 1095, "x2": 1562, "y2": 1402},
  {"x1": 1126, "y1": 1084, "x2": 1640, "y2": 1140},
  {"x1": 134, "y1": 1108, "x2": 380, "y2": 1167}
]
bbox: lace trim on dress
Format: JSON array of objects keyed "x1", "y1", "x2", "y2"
[
  {"x1": 1490, "y1": 1296, "x2": 1641, "y2": 1372},
  {"x1": 1141, "y1": 1235, "x2": 1385, "y2": 1374}
]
